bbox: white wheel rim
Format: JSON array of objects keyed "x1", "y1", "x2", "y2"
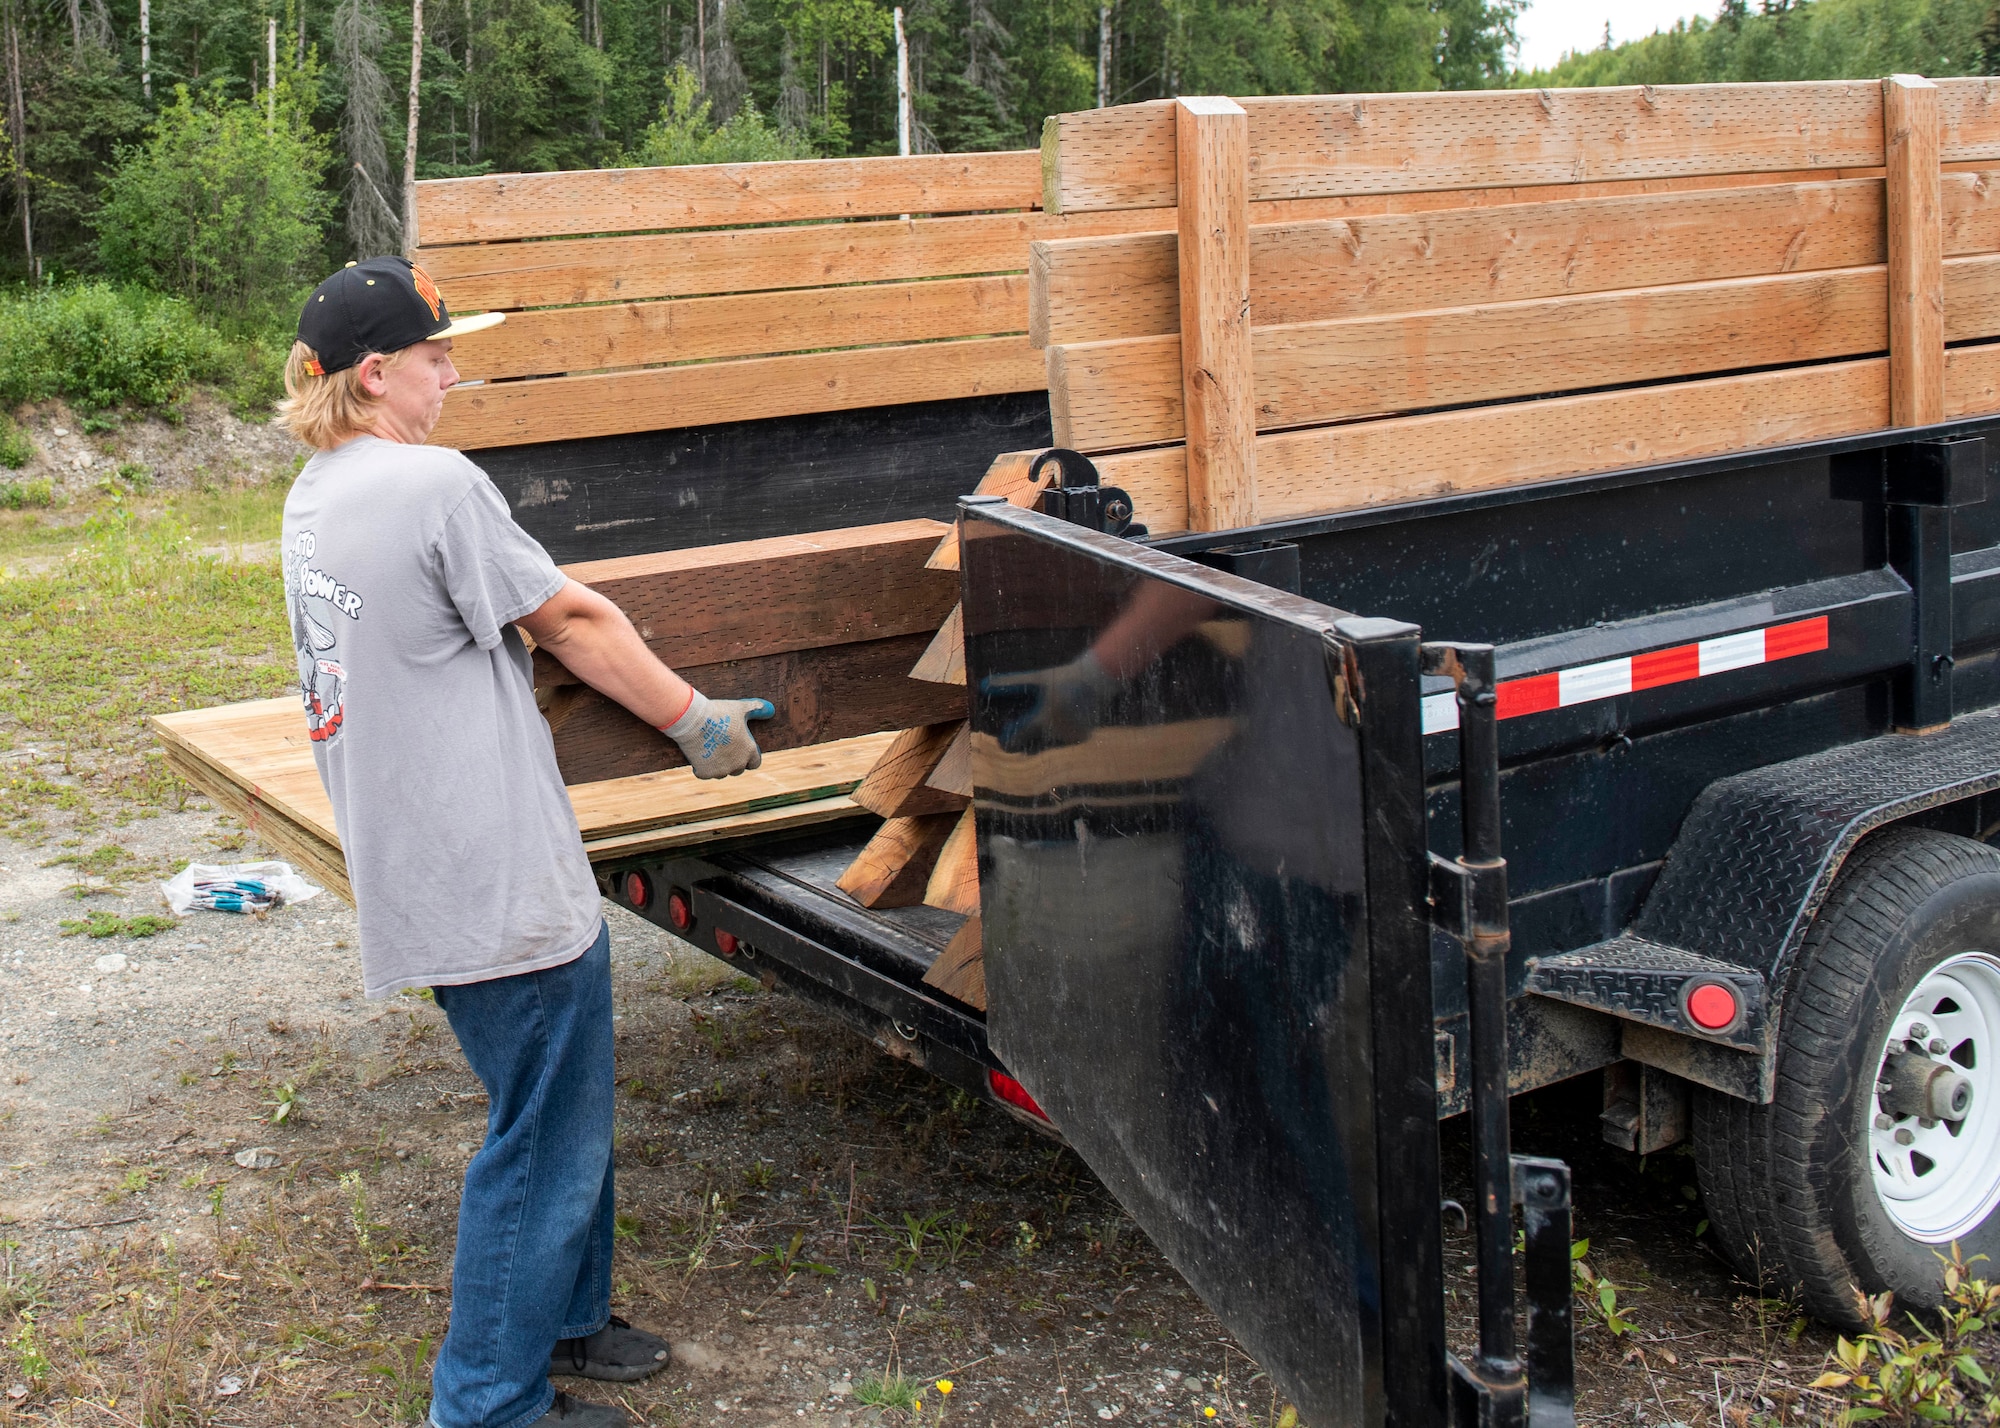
[{"x1": 1869, "y1": 951, "x2": 2000, "y2": 1243}]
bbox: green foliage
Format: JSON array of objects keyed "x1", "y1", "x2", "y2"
[
  {"x1": 0, "y1": 416, "x2": 33, "y2": 471},
  {"x1": 0, "y1": 282, "x2": 229, "y2": 413},
  {"x1": 1520, "y1": 0, "x2": 1993, "y2": 87},
  {"x1": 96, "y1": 82, "x2": 333, "y2": 327},
  {"x1": 1569, "y1": 1238, "x2": 1640, "y2": 1337},
  {"x1": 1812, "y1": 1246, "x2": 2000, "y2": 1424},
  {"x1": 57, "y1": 910, "x2": 177, "y2": 937},
  {"x1": 467, "y1": 0, "x2": 616, "y2": 171},
  {"x1": 628, "y1": 66, "x2": 814, "y2": 165},
  {"x1": 854, "y1": 1368, "x2": 924, "y2": 1412}
]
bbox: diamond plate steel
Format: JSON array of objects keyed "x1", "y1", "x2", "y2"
[{"x1": 1530, "y1": 935, "x2": 1765, "y2": 1049}]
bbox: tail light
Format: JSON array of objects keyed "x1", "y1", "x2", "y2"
[
  {"x1": 666, "y1": 889, "x2": 693, "y2": 933},
  {"x1": 714, "y1": 929, "x2": 739, "y2": 957},
  {"x1": 622, "y1": 871, "x2": 652, "y2": 910},
  {"x1": 1683, "y1": 980, "x2": 1741, "y2": 1033},
  {"x1": 988, "y1": 1069, "x2": 1049, "y2": 1121}
]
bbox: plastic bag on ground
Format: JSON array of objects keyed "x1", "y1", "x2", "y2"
[{"x1": 162, "y1": 860, "x2": 323, "y2": 915}]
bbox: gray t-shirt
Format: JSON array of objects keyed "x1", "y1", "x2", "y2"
[{"x1": 281, "y1": 435, "x2": 602, "y2": 998}]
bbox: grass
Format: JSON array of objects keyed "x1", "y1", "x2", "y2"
[{"x1": 0, "y1": 478, "x2": 294, "y2": 835}]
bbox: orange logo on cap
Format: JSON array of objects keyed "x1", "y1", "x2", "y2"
[{"x1": 411, "y1": 264, "x2": 444, "y2": 321}]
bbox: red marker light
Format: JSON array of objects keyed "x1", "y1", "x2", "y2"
[
  {"x1": 1686, "y1": 981, "x2": 1740, "y2": 1032},
  {"x1": 623, "y1": 871, "x2": 651, "y2": 910},
  {"x1": 988, "y1": 1069, "x2": 1049, "y2": 1121},
  {"x1": 714, "y1": 929, "x2": 739, "y2": 957},
  {"x1": 666, "y1": 889, "x2": 693, "y2": 932}
]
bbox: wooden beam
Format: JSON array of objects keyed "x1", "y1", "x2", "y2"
[
  {"x1": 452, "y1": 276, "x2": 1030, "y2": 383},
  {"x1": 1044, "y1": 85, "x2": 1887, "y2": 214},
  {"x1": 415, "y1": 150, "x2": 1042, "y2": 246},
  {"x1": 543, "y1": 635, "x2": 966, "y2": 785},
  {"x1": 837, "y1": 812, "x2": 960, "y2": 908},
  {"x1": 1175, "y1": 97, "x2": 1256, "y2": 530},
  {"x1": 921, "y1": 911, "x2": 985, "y2": 1009},
  {"x1": 417, "y1": 208, "x2": 1171, "y2": 313},
  {"x1": 925, "y1": 723, "x2": 973, "y2": 798},
  {"x1": 532, "y1": 520, "x2": 955, "y2": 681},
  {"x1": 1944, "y1": 253, "x2": 2000, "y2": 342},
  {"x1": 1937, "y1": 77, "x2": 2000, "y2": 163},
  {"x1": 850, "y1": 722, "x2": 969, "y2": 818},
  {"x1": 429, "y1": 336, "x2": 1046, "y2": 451},
  {"x1": 1050, "y1": 265, "x2": 1891, "y2": 451},
  {"x1": 926, "y1": 447, "x2": 1060, "y2": 573},
  {"x1": 909, "y1": 605, "x2": 966, "y2": 686},
  {"x1": 923, "y1": 806, "x2": 981, "y2": 915},
  {"x1": 1886, "y1": 74, "x2": 1946, "y2": 427}
]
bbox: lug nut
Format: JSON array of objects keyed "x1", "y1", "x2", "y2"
[
  {"x1": 1896, "y1": 1128, "x2": 1916, "y2": 1145},
  {"x1": 1876, "y1": 1113, "x2": 1895, "y2": 1130},
  {"x1": 1911, "y1": 1023, "x2": 1931, "y2": 1041},
  {"x1": 1920, "y1": 1117, "x2": 1939, "y2": 1129},
  {"x1": 1930, "y1": 1038, "x2": 1949, "y2": 1055}
]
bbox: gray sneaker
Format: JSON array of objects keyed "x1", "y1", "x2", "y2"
[
  {"x1": 528, "y1": 1391, "x2": 632, "y2": 1426},
  {"x1": 549, "y1": 1316, "x2": 673, "y2": 1383}
]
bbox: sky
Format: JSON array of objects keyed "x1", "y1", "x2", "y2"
[{"x1": 1512, "y1": 0, "x2": 1718, "y2": 71}]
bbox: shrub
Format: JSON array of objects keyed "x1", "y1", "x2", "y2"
[
  {"x1": 0, "y1": 282, "x2": 230, "y2": 413},
  {"x1": 0, "y1": 413, "x2": 31, "y2": 469},
  {"x1": 627, "y1": 66, "x2": 814, "y2": 167},
  {"x1": 95, "y1": 82, "x2": 334, "y2": 329},
  {"x1": 0, "y1": 478, "x2": 55, "y2": 509}
]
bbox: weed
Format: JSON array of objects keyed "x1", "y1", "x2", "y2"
[
  {"x1": 368, "y1": 1333, "x2": 435, "y2": 1422},
  {"x1": 1569, "y1": 1239, "x2": 1638, "y2": 1337},
  {"x1": 743, "y1": 1160, "x2": 776, "y2": 1190},
  {"x1": 266, "y1": 1081, "x2": 298, "y2": 1123},
  {"x1": 855, "y1": 1368, "x2": 924, "y2": 1414},
  {"x1": 876, "y1": 1210, "x2": 949, "y2": 1274},
  {"x1": 106, "y1": 1166, "x2": 159, "y2": 1203},
  {"x1": 1813, "y1": 1245, "x2": 2000, "y2": 1423},
  {"x1": 751, "y1": 1230, "x2": 836, "y2": 1282},
  {"x1": 114, "y1": 462, "x2": 152, "y2": 492},
  {"x1": 0, "y1": 413, "x2": 29, "y2": 470},
  {"x1": 0, "y1": 478, "x2": 51, "y2": 509},
  {"x1": 614, "y1": 1212, "x2": 642, "y2": 1243},
  {"x1": 1013, "y1": 1221, "x2": 1040, "y2": 1261},
  {"x1": 7, "y1": 1308, "x2": 50, "y2": 1389},
  {"x1": 58, "y1": 909, "x2": 175, "y2": 938},
  {"x1": 341, "y1": 1170, "x2": 387, "y2": 1266}
]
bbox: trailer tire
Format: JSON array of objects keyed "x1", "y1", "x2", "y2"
[{"x1": 1695, "y1": 826, "x2": 2000, "y2": 1328}]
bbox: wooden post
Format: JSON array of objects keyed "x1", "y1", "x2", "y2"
[
  {"x1": 1174, "y1": 96, "x2": 1255, "y2": 530},
  {"x1": 1885, "y1": 74, "x2": 1943, "y2": 428}
]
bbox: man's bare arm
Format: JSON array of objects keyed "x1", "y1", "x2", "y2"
[{"x1": 517, "y1": 578, "x2": 695, "y2": 728}]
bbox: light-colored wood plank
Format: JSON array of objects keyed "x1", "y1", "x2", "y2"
[
  {"x1": 836, "y1": 811, "x2": 960, "y2": 908},
  {"x1": 1045, "y1": 85, "x2": 1887, "y2": 214},
  {"x1": 579, "y1": 795, "x2": 867, "y2": 860},
  {"x1": 1176, "y1": 97, "x2": 1257, "y2": 530},
  {"x1": 924, "y1": 723, "x2": 973, "y2": 798},
  {"x1": 535, "y1": 519, "x2": 954, "y2": 680},
  {"x1": 430, "y1": 336, "x2": 1046, "y2": 451},
  {"x1": 927, "y1": 449, "x2": 1057, "y2": 572},
  {"x1": 1938, "y1": 77, "x2": 2000, "y2": 163},
  {"x1": 418, "y1": 208, "x2": 1172, "y2": 313},
  {"x1": 850, "y1": 722, "x2": 969, "y2": 819},
  {"x1": 1051, "y1": 266, "x2": 1891, "y2": 451},
  {"x1": 1034, "y1": 177, "x2": 1902, "y2": 347},
  {"x1": 159, "y1": 743, "x2": 354, "y2": 904},
  {"x1": 1887, "y1": 75, "x2": 1946, "y2": 427},
  {"x1": 923, "y1": 806, "x2": 981, "y2": 915},
  {"x1": 453, "y1": 276, "x2": 1030, "y2": 382},
  {"x1": 922, "y1": 911, "x2": 985, "y2": 1009},
  {"x1": 1944, "y1": 336, "x2": 2000, "y2": 416},
  {"x1": 1945, "y1": 253, "x2": 2000, "y2": 341},
  {"x1": 416, "y1": 150, "x2": 1042, "y2": 246},
  {"x1": 909, "y1": 604, "x2": 966, "y2": 686}
]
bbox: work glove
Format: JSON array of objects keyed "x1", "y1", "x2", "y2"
[
  {"x1": 660, "y1": 691, "x2": 776, "y2": 779},
  {"x1": 981, "y1": 650, "x2": 1119, "y2": 751}
]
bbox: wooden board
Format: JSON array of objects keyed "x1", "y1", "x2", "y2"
[
  {"x1": 836, "y1": 812, "x2": 960, "y2": 908},
  {"x1": 1938, "y1": 77, "x2": 2000, "y2": 163},
  {"x1": 921, "y1": 911, "x2": 985, "y2": 1009},
  {"x1": 925, "y1": 724, "x2": 973, "y2": 798},
  {"x1": 430, "y1": 336, "x2": 1045, "y2": 451},
  {"x1": 1176, "y1": 97, "x2": 1258, "y2": 530},
  {"x1": 416, "y1": 150, "x2": 1044, "y2": 246},
  {"x1": 850, "y1": 722, "x2": 968, "y2": 819},
  {"x1": 452, "y1": 276, "x2": 1032, "y2": 383},
  {"x1": 1043, "y1": 84, "x2": 1889, "y2": 214},
  {"x1": 147, "y1": 701, "x2": 894, "y2": 900},
  {"x1": 909, "y1": 605, "x2": 966, "y2": 685},
  {"x1": 923, "y1": 806, "x2": 981, "y2": 915},
  {"x1": 418, "y1": 208, "x2": 1172, "y2": 313},
  {"x1": 544, "y1": 634, "x2": 966, "y2": 785},
  {"x1": 1050, "y1": 265, "x2": 1890, "y2": 451},
  {"x1": 926, "y1": 448, "x2": 1059, "y2": 573},
  {"x1": 532, "y1": 520, "x2": 956, "y2": 682},
  {"x1": 1888, "y1": 75, "x2": 1946, "y2": 427}
]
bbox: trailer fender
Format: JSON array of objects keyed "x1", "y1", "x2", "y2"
[{"x1": 1529, "y1": 706, "x2": 2000, "y2": 1100}]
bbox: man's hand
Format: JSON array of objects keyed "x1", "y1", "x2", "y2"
[
  {"x1": 661, "y1": 692, "x2": 776, "y2": 778},
  {"x1": 981, "y1": 650, "x2": 1119, "y2": 751}
]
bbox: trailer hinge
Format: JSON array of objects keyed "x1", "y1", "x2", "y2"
[{"x1": 1030, "y1": 448, "x2": 1148, "y2": 539}]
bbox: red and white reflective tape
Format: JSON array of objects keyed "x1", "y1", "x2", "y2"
[{"x1": 1421, "y1": 615, "x2": 1830, "y2": 736}]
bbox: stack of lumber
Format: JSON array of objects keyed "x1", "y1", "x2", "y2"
[{"x1": 1031, "y1": 78, "x2": 2000, "y2": 534}]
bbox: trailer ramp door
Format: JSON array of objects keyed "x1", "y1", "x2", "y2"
[{"x1": 959, "y1": 501, "x2": 1446, "y2": 1427}]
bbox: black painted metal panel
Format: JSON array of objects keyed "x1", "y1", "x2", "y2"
[
  {"x1": 469, "y1": 392, "x2": 1053, "y2": 562},
  {"x1": 959, "y1": 502, "x2": 1443, "y2": 1427}
]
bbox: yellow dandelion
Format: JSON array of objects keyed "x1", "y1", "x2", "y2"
[
  {"x1": 1204, "y1": 1409, "x2": 1218, "y2": 1419},
  {"x1": 936, "y1": 1380, "x2": 955, "y2": 1395}
]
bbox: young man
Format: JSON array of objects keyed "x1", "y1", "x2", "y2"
[{"x1": 278, "y1": 256, "x2": 774, "y2": 1428}]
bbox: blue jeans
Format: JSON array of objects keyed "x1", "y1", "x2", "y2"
[{"x1": 427, "y1": 922, "x2": 615, "y2": 1428}]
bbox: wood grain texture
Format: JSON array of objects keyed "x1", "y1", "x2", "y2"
[
  {"x1": 926, "y1": 448, "x2": 1056, "y2": 572},
  {"x1": 923, "y1": 805, "x2": 981, "y2": 915},
  {"x1": 1945, "y1": 253, "x2": 2000, "y2": 341},
  {"x1": 158, "y1": 742, "x2": 354, "y2": 904},
  {"x1": 1887, "y1": 75, "x2": 1946, "y2": 427},
  {"x1": 850, "y1": 722, "x2": 969, "y2": 818},
  {"x1": 1176, "y1": 97, "x2": 1258, "y2": 530},
  {"x1": 1051, "y1": 265, "x2": 1891, "y2": 450},
  {"x1": 545, "y1": 634, "x2": 966, "y2": 784},
  {"x1": 452, "y1": 276, "x2": 1031, "y2": 382},
  {"x1": 531, "y1": 520, "x2": 955, "y2": 682},
  {"x1": 924, "y1": 723, "x2": 973, "y2": 798},
  {"x1": 909, "y1": 604, "x2": 966, "y2": 685},
  {"x1": 1044, "y1": 85, "x2": 1887, "y2": 214},
  {"x1": 416, "y1": 150, "x2": 1041, "y2": 245},
  {"x1": 1944, "y1": 336, "x2": 2000, "y2": 416},
  {"x1": 417, "y1": 208, "x2": 1169, "y2": 312},
  {"x1": 1938, "y1": 77, "x2": 2000, "y2": 163},
  {"x1": 921, "y1": 911, "x2": 985, "y2": 1009},
  {"x1": 836, "y1": 811, "x2": 960, "y2": 908},
  {"x1": 430, "y1": 336, "x2": 1046, "y2": 450}
]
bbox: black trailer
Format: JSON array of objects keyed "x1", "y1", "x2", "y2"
[{"x1": 598, "y1": 418, "x2": 2000, "y2": 1424}]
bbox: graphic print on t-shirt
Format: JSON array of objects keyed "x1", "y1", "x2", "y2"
[{"x1": 283, "y1": 530, "x2": 364, "y2": 744}]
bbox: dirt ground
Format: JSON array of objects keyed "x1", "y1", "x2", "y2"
[{"x1": 0, "y1": 790, "x2": 1872, "y2": 1428}]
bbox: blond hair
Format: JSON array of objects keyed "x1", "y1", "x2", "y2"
[{"x1": 277, "y1": 342, "x2": 417, "y2": 450}]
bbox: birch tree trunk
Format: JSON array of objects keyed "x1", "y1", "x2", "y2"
[{"x1": 402, "y1": 0, "x2": 423, "y2": 252}]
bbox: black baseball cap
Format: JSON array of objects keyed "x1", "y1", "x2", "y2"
[{"x1": 296, "y1": 256, "x2": 504, "y2": 376}]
